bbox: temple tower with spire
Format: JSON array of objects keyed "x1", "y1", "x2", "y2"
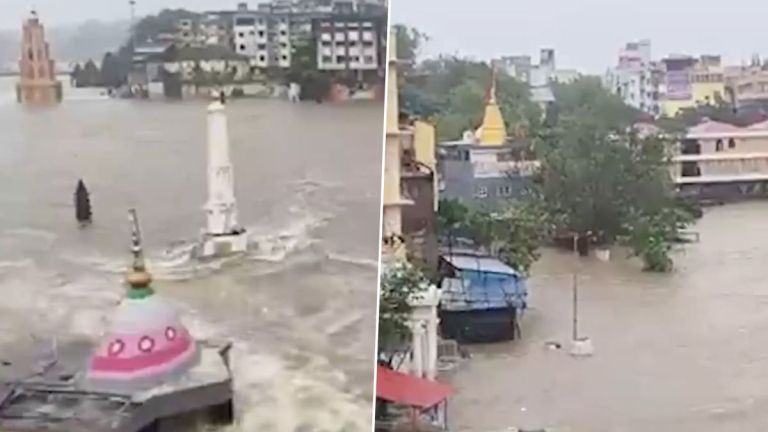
[
  {"x1": 198, "y1": 95, "x2": 248, "y2": 258},
  {"x1": 16, "y1": 10, "x2": 62, "y2": 105},
  {"x1": 475, "y1": 61, "x2": 507, "y2": 146},
  {"x1": 86, "y1": 209, "x2": 198, "y2": 389}
]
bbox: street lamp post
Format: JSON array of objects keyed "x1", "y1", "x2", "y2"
[
  {"x1": 569, "y1": 231, "x2": 593, "y2": 357},
  {"x1": 129, "y1": 0, "x2": 137, "y2": 48}
]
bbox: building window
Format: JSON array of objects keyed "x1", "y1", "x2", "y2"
[
  {"x1": 238, "y1": 32, "x2": 245, "y2": 38},
  {"x1": 363, "y1": 55, "x2": 374, "y2": 63},
  {"x1": 322, "y1": 55, "x2": 332, "y2": 63},
  {"x1": 336, "y1": 55, "x2": 346, "y2": 63},
  {"x1": 257, "y1": 43, "x2": 266, "y2": 50},
  {"x1": 497, "y1": 186, "x2": 513, "y2": 197},
  {"x1": 475, "y1": 186, "x2": 488, "y2": 199},
  {"x1": 728, "y1": 138, "x2": 736, "y2": 149},
  {"x1": 280, "y1": 42, "x2": 288, "y2": 48},
  {"x1": 259, "y1": 54, "x2": 266, "y2": 62},
  {"x1": 281, "y1": 55, "x2": 288, "y2": 61},
  {"x1": 239, "y1": 44, "x2": 246, "y2": 51},
  {"x1": 715, "y1": 139, "x2": 724, "y2": 152},
  {"x1": 258, "y1": 30, "x2": 265, "y2": 37},
  {"x1": 249, "y1": 30, "x2": 255, "y2": 35},
  {"x1": 280, "y1": 30, "x2": 287, "y2": 36}
]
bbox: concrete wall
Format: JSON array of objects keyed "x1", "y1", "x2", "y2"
[{"x1": 439, "y1": 159, "x2": 531, "y2": 207}]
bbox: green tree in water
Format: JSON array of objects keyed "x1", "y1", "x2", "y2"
[
  {"x1": 378, "y1": 261, "x2": 430, "y2": 361},
  {"x1": 532, "y1": 78, "x2": 695, "y2": 271},
  {"x1": 436, "y1": 197, "x2": 549, "y2": 275}
]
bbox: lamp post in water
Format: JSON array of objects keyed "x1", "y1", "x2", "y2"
[
  {"x1": 129, "y1": 1, "x2": 137, "y2": 48},
  {"x1": 569, "y1": 231, "x2": 594, "y2": 357}
]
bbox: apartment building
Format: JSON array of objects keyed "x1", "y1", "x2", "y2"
[
  {"x1": 226, "y1": 1, "x2": 385, "y2": 70},
  {"x1": 313, "y1": 16, "x2": 382, "y2": 71},
  {"x1": 605, "y1": 40, "x2": 660, "y2": 115}
]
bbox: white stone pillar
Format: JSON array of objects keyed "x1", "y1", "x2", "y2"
[
  {"x1": 411, "y1": 321, "x2": 424, "y2": 378},
  {"x1": 425, "y1": 312, "x2": 439, "y2": 380},
  {"x1": 205, "y1": 100, "x2": 239, "y2": 235}
]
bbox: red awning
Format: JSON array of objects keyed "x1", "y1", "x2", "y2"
[{"x1": 376, "y1": 366, "x2": 454, "y2": 409}]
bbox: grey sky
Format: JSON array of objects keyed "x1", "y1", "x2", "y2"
[
  {"x1": 0, "y1": 0, "x2": 247, "y2": 29},
  {"x1": 392, "y1": 0, "x2": 768, "y2": 74}
]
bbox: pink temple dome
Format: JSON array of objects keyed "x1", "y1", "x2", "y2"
[{"x1": 87, "y1": 294, "x2": 197, "y2": 382}]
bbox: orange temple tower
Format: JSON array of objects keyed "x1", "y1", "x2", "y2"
[{"x1": 16, "y1": 10, "x2": 62, "y2": 105}]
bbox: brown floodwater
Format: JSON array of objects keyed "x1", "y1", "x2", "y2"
[
  {"x1": 0, "y1": 77, "x2": 382, "y2": 431},
  {"x1": 449, "y1": 201, "x2": 768, "y2": 432}
]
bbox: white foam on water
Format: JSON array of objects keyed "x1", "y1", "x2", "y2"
[{"x1": 326, "y1": 252, "x2": 379, "y2": 269}]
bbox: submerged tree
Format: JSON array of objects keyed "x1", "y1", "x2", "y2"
[
  {"x1": 531, "y1": 78, "x2": 696, "y2": 271},
  {"x1": 436, "y1": 197, "x2": 549, "y2": 275},
  {"x1": 377, "y1": 261, "x2": 430, "y2": 363}
]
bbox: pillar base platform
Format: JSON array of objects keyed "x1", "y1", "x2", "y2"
[
  {"x1": 569, "y1": 337, "x2": 594, "y2": 357},
  {"x1": 197, "y1": 230, "x2": 248, "y2": 258}
]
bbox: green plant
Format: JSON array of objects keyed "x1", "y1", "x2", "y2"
[{"x1": 378, "y1": 261, "x2": 430, "y2": 357}]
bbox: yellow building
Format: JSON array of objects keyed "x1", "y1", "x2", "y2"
[
  {"x1": 691, "y1": 55, "x2": 725, "y2": 106},
  {"x1": 475, "y1": 63, "x2": 507, "y2": 146},
  {"x1": 661, "y1": 55, "x2": 724, "y2": 117}
]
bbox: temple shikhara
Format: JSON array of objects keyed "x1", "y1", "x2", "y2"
[
  {"x1": 474, "y1": 62, "x2": 507, "y2": 146},
  {"x1": 16, "y1": 10, "x2": 62, "y2": 105}
]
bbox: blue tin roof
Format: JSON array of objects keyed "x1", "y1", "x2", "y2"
[
  {"x1": 442, "y1": 254, "x2": 521, "y2": 277},
  {"x1": 440, "y1": 254, "x2": 527, "y2": 311}
]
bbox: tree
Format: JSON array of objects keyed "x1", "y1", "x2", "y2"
[
  {"x1": 436, "y1": 197, "x2": 548, "y2": 275},
  {"x1": 378, "y1": 261, "x2": 430, "y2": 361},
  {"x1": 399, "y1": 55, "x2": 539, "y2": 141},
  {"x1": 531, "y1": 80, "x2": 696, "y2": 271},
  {"x1": 100, "y1": 51, "x2": 128, "y2": 88},
  {"x1": 393, "y1": 24, "x2": 429, "y2": 66},
  {"x1": 287, "y1": 36, "x2": 331, "y2": 102}
]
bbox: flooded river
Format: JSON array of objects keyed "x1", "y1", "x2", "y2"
[
  {"x1": 0, "y1": 77, "x2": 382, "y2": 430},
  {"x1": 449, "y1": 201, "x2": 768, "y2": 432}
]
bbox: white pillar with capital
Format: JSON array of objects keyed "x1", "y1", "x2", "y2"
[
  {"x1": 409, "y1": 283, "x2": 440, "y2": 380},
  {"x1": 410, "y1": 321, "x2": 424, "y2": 378}
]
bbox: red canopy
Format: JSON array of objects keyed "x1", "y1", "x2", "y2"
[{"x1": 376, "y1": 366, "x2": 454, "y2": 409}]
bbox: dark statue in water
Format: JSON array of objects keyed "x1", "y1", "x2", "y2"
[{"x1": 75, "y1": 179, "x2": 92, "y2": 226}]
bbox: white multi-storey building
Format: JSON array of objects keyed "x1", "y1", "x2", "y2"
[
  {"x1": 605, "y1": 39, "x2": 660, "y2": 116},
  {"x1": 315, "y1": 17, "x2": 380, "y2": 71},
  {"x1": 232, "y1": 12, "x2": 291, "y2": 68}
]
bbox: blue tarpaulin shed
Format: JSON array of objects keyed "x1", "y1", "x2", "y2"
[{"x1": 440, "y1": 254, "x2": 528, "y2": 311}]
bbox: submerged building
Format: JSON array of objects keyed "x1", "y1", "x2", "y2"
[
  {"x1": 16, "y1": 10, "x2": 62, "y2": 104},
  {"x1": 673, "y1": 118, "x2": 768, "y2": 201}
]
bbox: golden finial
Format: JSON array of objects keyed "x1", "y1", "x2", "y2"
[
  {"x1": 126, "y1": 208, "x2": 152, "y2": 291},
  {"x1": 489, "y1": 60, "x2": 498, "y2": 104}
]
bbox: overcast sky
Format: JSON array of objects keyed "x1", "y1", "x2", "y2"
[
  {"x1": 392, "y1": 0, "x2": 768, "y2": 73},
  {"x1": 0, "y1": 0, "x2": 244, "y2": 29}
]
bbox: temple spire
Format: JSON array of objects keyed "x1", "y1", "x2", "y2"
[
  {"x1": 488, "y1": 61, "x2": 498, "y2": 104},
  {"x1": 475, "y1": 60, "x2": 507, "y2": 146}
]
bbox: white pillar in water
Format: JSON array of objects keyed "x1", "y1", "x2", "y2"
[
  {"x1": 206, "y1": 100, "x2": 238, "y2": 234},
  {"x1": 199, "y1": 99, "x2": 248, "y2": 258}
]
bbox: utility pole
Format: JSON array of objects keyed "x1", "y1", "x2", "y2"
[
  {"x1": 569, "y1": 231, "x2": 593, "y2": 357},
  {"x1": 129, "y1": 0, "x2": 137, "y2": 48},
  {"x1": 571, "y1": 233, "x2": 579, "y2": 341}
]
